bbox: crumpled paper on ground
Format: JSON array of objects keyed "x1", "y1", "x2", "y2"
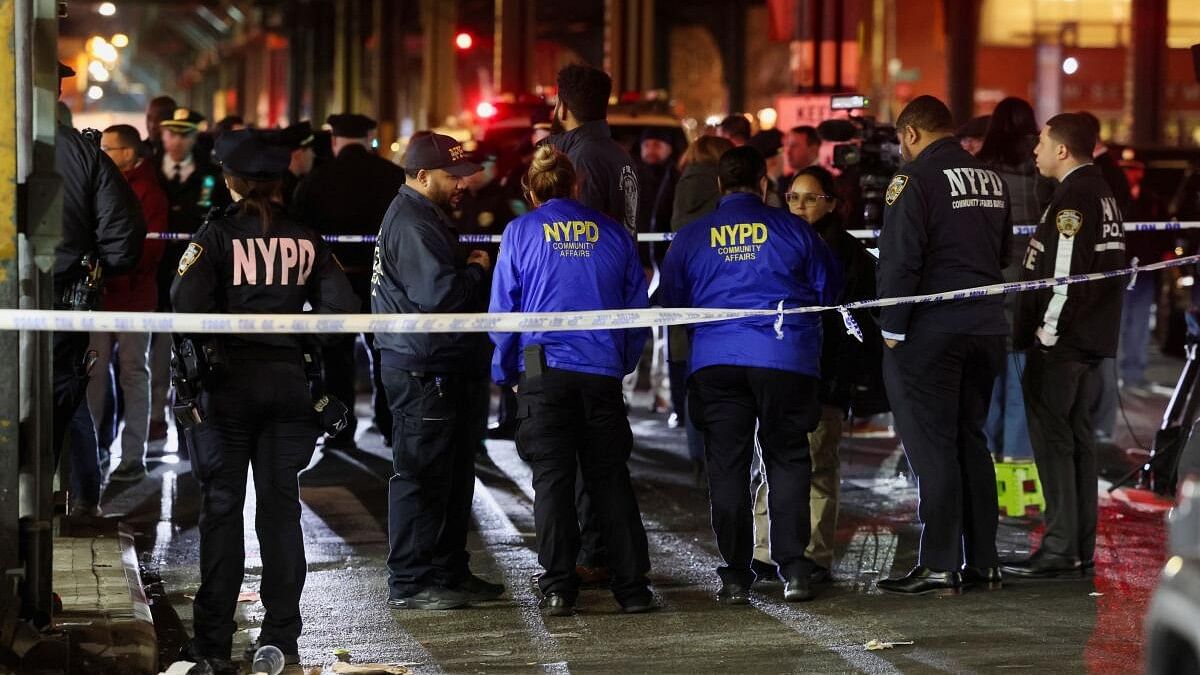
[{"x1": 864, "y1": 639, "x2": 914, "y2": 650}]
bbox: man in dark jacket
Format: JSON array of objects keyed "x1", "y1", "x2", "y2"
[
  {"x1": 371, "y1": 133, "x2": 503, "y2": 610},
  {"x1": 875, "y1": 95, "x2": 1011, "y2": 596},
  {"x1": 294, "y1": 113, "x2": 406, "y2": 449},
  {"x1": 53, "y1": 63, "x2": 146, "y2": 513},
  {"x1": 1003, "y1": 113, "x2": 1126, "y2": 579},
  {"x1": 545, "y1": 64, "x2": 639, "y2": 236}
]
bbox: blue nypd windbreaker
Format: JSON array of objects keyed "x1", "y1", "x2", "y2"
[
  {"x1": 489, "y1": 198, "x2": 650, "y2": 385},
  {"x1": 660, "y1": 192, "x2": 841, "y2": 377}
]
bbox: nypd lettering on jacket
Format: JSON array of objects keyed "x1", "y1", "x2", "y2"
[
  {"x1": 942, "y1": 167, "x2": 1007, "y2": 209},
  {"x1": 709, "y1": 223, "x2": 768, "y2": 262},
  {"x1": 543, "y1": 220, "x2": 600, "y2": 257},
  {"x1": 1012, "y1": 163, "x2": 1126, "y2": 357}
]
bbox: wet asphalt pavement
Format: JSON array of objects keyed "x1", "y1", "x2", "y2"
[{"x1": 99, "y1": 379, "x2": 1177, "y2": 674}]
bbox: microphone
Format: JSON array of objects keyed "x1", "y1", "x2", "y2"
[{"x1": 817, "y1": 119, "x2": 858, "y2": 143}]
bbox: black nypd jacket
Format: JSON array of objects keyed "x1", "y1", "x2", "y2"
[
  {"x1": 55, "y1": 124, "x2": 146, "y2": 286},
  {"x1": 1013, "y1": 164, "x2": 1126, "y2": 359},
  {"x1": 545, "y1": 120, "x2": 640, "y2": 235},
  {"x1": 170, "y1": 203, "x2": 358, "y2": 352},
  {"x1": 877, "y1": 137, "x2": 1012, "y2": 339},
  {"x1": 370, "y1": 185, "x2": 491, "y2": 374}
]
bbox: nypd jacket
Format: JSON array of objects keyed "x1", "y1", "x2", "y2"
[
  {"x1": 170, "y1": 203, "x2": 358, "y2": 352},
  {"x1": 877, "y1": 137, "x2": 1012, "y2": 339},
  {"x1": 489, "y1": 198, "x2": 649, "y2": 385},
  {"x1": 660, "y1": 192, "x2": 840, "y2": 378},
  {"x1": 55, "y1": 124, "x2": 146, "y2": 286},
  {"x1": 1013, "y1": 164, "x2": 1126, "y2": 359},
  {"x1": 545, "y1": 121, "x2": 640, "y2": 235},
  {"x1": 371, "y1": 185, "x2": 491, "y2": 374}
]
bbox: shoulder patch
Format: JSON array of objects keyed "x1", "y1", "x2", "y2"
[
  {"x1": 1055, "y1": 209, "x2": 1083, "y2": 238},
  {"x1": 885, "y1": 174, "x2": 909, "y2": 206},
  {"x1": 177, "y1": 242, "x2": 204, "y2": 276}
]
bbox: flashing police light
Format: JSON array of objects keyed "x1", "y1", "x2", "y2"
[
  {"x1": 455, "y1": 32, "x2": 473, "y2": 50},
  {"x1": 476, "y1": 101, "x2": 498, "y2": 119}
]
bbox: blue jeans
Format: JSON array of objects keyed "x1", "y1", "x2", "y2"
[
  {"x1": 69, "y1": 399, "x2": 101, "y2": 506},
  {"x1": 985, "y1": 352, "x2": 1035, "y2": 460},
  {"x1": 1119, "y1": 273, "x2": 1156, "y2": 387}
]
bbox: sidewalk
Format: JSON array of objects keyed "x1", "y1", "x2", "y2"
[{"x1": 53, "y1": 524, "x2": 157, "y2": 674}]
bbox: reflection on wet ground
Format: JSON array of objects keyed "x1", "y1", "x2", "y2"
[{"x1": 97, "y1": 385, "x2": 1174, "y2": 674}]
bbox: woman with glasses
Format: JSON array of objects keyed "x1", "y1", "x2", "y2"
[{"x1": 782, "y1": 166, "x2": 883, "y2": 584}]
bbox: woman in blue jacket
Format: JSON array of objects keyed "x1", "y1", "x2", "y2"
[{"x1": 489, "y1": 145, "x2": 656, "y2": 617}]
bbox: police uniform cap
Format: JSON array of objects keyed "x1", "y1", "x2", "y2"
[
  {"x1": 160, "y1": 107, "x2": 207, "y2": 133},
  {"x1": 57, "y1": 61, "x2": 75, "y2": 79},
  {"x1": 327, "y1": 113, "x2": 377, "y2": 138},
  {"x1": 640, "y1": 126, "x2": 675, "y2": 146},
  {"x1": 403, "y1": 133, "x2": 481, "y2": 177},
  {"x1": 215, "y1": 128, "x2": 292, "y2": 181},
  {"x1": 270, "y1": 121, "x2": 315, "y2": 150}
]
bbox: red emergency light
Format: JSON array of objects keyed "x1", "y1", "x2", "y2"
[
  {"x1": 476, "y1": 101, "x2": 498, "y2": 119},
  {"x1": 455, "y1": 32, "x2": 473, "y2": 50}
]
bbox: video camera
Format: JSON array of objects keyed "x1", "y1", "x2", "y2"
[{"x1": 816, "y1": 94, "x2": 902, "y2": 229}]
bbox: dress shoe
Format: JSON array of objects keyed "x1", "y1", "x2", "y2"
[
  {"x1": 810, "y1": 566, "x2": 833, "y2": 585},
  {"x1": 539, "y1": 592, "x2": 575, "y2": 617},
  {"x1": 576, "y1": 565, "x2": 611, "y2": 588},
  {"x1": 619, "y1": 592, "x2": 659, "y2": 614},
  {"x1": 243, "y1": 640, "x2": 300, "y2": 665},
  {"x1": 750, "y1": 559, "x2": 780, "y2": 584},
  {"x1": 386, "y1": 586, "x2": 472, "y2": 610},
  {"x1": 876, "y1": 566, "x2": 962, "y2": 596},
  {"x1": 454, "y1": 573, "x2": 505, "y2": 601},
  {"x1": 1001, "y1": 550, "x2": 1083, "y2": 579},
  {"x1": 716, "y1": 582, "x2": 750, "y2": 605},
  {"x1": 961, "y1": 565, "x2": 1003, "y2": 590},
  {"x1": 783, "y1": 571, "x2": 815, "y2": 602}
]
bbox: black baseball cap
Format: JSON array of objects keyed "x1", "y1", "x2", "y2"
[
  {"x1": 215, "y1": 129, "x2": 291, "y2": 180},
  {"x1": 403, "y1": 133, "x2": 480, "y2": 177}
]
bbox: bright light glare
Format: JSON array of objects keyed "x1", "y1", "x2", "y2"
[
  {"x1": 86, "y1": 85, "x2": 104, "y2": 100},
  {"x1": 111, "y1": 33, "x2": 129, "y2": 48},
  {"x1": 704, "y1": 115, "x2": 721, "y2": 127},
  {"x1": 1062, "y1": 57, "x2": 1079, "y2": 75},
  {"x1": 88, "y1": 60, "x2": 110, "y2": 82},
  {"x1": 98, "y1": 2, "x2": 116, "y2": 17},
  {"x1": 757, "y1": 107, "x2": 778, "y2": 128},
  {"x1": 476, "y1": 101, "x2": 498, "y2": 119},
  {"x1": 455, "y1": 32, "x2": 473, "y2": 50}
]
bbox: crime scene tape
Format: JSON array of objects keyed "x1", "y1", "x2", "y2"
[
  {"x1": 5, "y1": 254, "x2": 1197, "y2": 334},
  {"x1": 143, "y1": 221, "x2": 1200, "y2": 245}
]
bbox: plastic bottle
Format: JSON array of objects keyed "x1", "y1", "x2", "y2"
[{"x1": 251, "y1": 644, "x2": 285, "y2": 675}]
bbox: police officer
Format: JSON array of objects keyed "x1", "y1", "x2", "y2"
[
  {"x1": 875, "y1": 95, "x2": 1011, "y2": 595},
  {"x1": 372, "y1": 133, "x2": 504, "y2": 610},
  {"x1": 172, "y1": 129, "x2": 358, "y2": 670},
  {"x1": 276, "y1": 121, "x2": 316, "y2": 209},
  {"x1": 293, "y1": 113, "x2": 405, "y2": 450},
  {"x1": 661, "y1": 146, "x2": 839, "y2": 604},
  {"x1": 1003, "y1": 113, "x2": 1126, "y2": 578},
  {"x1": 489, "y1": 145, "x2": 655, "y2": 617},
  {"x1": 151, "y1": 108, "x2": 232, "y2": 449}
]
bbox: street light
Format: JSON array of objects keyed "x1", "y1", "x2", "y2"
[
  {"x1": 87, "y1": 60, "x2": 110, "y2": 82},
  {"x1": 86, "y1": 85, "x2": 104, "y2": 100},
  {"x1": 111, "y1": 33, "x2": 129, "y2": 48},
  {"x1": 98, "y1": 2, "x2": 116, "y2": 17}
]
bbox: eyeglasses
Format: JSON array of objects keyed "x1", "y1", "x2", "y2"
[{"x1": 785, "y1": 191, "x2": 834, "y2": 206}]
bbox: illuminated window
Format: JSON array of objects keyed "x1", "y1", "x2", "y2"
[{"x1": 982, "y1": 0, "x2": 1200, "y2": 49}]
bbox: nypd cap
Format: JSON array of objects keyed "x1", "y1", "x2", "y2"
[
  {"x1": 403, "y1": 133, "x2": 480, "y2": 177},
  {"x1": 161, "y1": 108, "x2": 207, "y2": 133},
  {"x1": 215, "y1": 129, "x2": 291, "y2": 181},
  {"x1": 327, "y1": 113, "x2": 377, "y2": 138}
]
